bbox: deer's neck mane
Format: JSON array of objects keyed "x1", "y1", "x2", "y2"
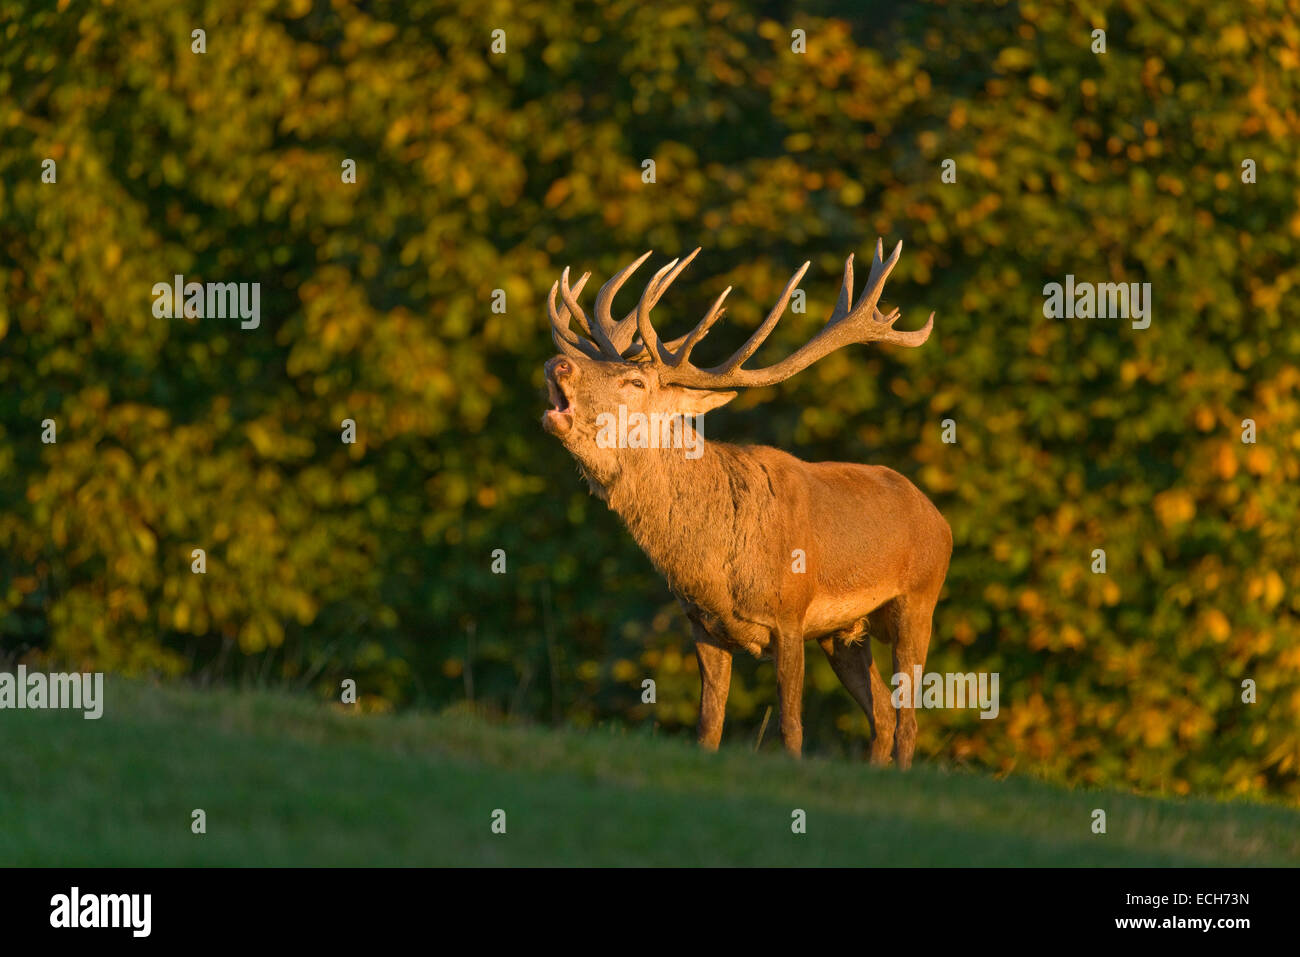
[{"x1": 599, "y1": 439, "x2": 768, "y2": 604}]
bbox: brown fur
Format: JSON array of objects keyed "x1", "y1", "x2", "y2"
[{"x1": 542, "y1": 355, "x2": 951, "y2": 766}]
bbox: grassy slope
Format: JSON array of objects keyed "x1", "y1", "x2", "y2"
[{"x1": 1, "y1": 679, "x2": 1296, "y2": 866}]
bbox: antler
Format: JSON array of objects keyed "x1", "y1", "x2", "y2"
[
  {"x1": 661, "y1": 239, "x2": 933, "y2": 389},
  {"x1": 547, "y1": 239, "x2": 934, "y2": 388},
  {"x1": 547, "y1": 268, "x2": 601, "y2": 361},
  {"x1": 548, "y1": 249, "x2": 703, "y2": 362}
]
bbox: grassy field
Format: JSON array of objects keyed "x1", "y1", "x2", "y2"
[{"x1": 2, "y1": 678, "x2": 1296, "y2": 866}]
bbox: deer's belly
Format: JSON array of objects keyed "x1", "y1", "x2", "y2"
[{"x1": 802, "y1": 590, "x2": 895, "y2": 640}]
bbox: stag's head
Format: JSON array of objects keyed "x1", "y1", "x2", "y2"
[{"x1": 542, "y1": 241, "x2": 935, "y2": 484}]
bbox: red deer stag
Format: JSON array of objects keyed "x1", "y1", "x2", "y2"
[{"x1": 541, "y1": 240, "x2": 950, "y2": 767}]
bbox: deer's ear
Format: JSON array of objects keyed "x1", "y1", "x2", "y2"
[{"x1": 674, "y1": 388, "x2": 738, "y2": 416}]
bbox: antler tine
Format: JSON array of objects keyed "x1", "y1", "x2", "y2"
[
  {"x1": 558, "y1": 267, "x2": 595, "y2": 337},
  {"x1": 611, "y1": 248, "x2": 701, "y2": 355},
  {"x1": 658, "y1": 238, "x2": 934, "y2": 391},
  {"x1": 830, "y1": 253, "x2": 855, "y2": 323},
  {"x1": 634, "y1": 258, "x2": 684, "y2": 364},
  {"x1": 645, "y1": 248, "x2": 700, "y2": 311},
  {"x1": 548, "y1": 278, "x2": 604, "y2": 361},
  {"x1": 594, "y1": 250, "x2": 653, "y2": 356},
  {"x1": 851, "y1": 238, "x2": 901, "y2": 321},
  {"x1": 665, "y1": 284, "x2": 731, "y2": 366},
  {"x1": 609, "y1": 315, "x2": 641, "y2": 355},
  {"x1": 714, "y1": 262, "x2": 809, "y2": 374}
]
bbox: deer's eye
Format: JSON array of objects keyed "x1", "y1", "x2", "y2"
[{"x1": 622, "y1": 378, "x2": 646, "y2": 390}]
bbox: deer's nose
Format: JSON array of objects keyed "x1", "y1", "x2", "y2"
[{"x1": 548, "y1": 357, "x2": 573, "y2": 379}]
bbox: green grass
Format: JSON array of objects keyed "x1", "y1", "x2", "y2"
[{"x1": 1, "y1": 678, "x2": 1296, "y2": 866}]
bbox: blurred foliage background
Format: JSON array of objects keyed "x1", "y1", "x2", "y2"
[{"x1": 2, "y1": 0, "x2": 1299, "y2": 801}]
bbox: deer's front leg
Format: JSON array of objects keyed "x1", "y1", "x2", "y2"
[
  {"x1": 774, "y1": 627, "x2": 805, "y2": 757},
  {"x1": 693, "y1": 632, "x2": 732, "y2": 751}
]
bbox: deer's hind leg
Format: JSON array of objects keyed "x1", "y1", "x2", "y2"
[
  {"x1": 887, "y1": 593, "x2": 938, "y2": 770},
  {"x1": 819, "y1": 617, "x2": 896, "y2": 765}
]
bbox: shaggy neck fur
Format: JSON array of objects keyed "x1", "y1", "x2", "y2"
[{"x1": 597, "y1": 434, "x2": 770, "y2": 607}]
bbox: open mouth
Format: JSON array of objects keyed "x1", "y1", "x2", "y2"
[
  {"x1": 542, "y1": 376, "x2": 575, "y2": 435},
  {"x1": 548, "y1": 378, "x2": 571, "y2": 413}
]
